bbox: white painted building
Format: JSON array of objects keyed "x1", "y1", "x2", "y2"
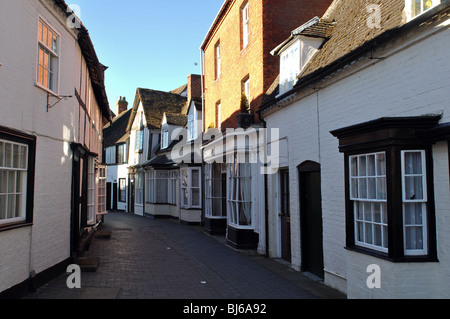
[
  {"x1": 0, "y1": 0, "x2": 111, "y2": 296},
  {"x1": 103, "y1": 97, "x2": 131, "y2": 212},
  {"x1": 260, "y1": 0, "x2": 450, "y2": 298}
]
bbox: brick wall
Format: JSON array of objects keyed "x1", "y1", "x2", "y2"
[{"x1": 202, "y1": 0, "x2": 333, "y2": 130}]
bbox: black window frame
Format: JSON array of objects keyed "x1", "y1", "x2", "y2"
[
  {"x1": 0, "y1": 126, "x2": 36, "y2": 232},
  {"x1": 331, "y1": 116, "x2": 440, "y2": 262}
]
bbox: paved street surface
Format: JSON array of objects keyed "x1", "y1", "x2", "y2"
[{"x1": 24, "y1": 212, "x2": 345, "y2": 300}]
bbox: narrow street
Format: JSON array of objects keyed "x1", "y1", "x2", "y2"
[{"x1": 25, "y1": 212, "x2": 344, "y2": 300}]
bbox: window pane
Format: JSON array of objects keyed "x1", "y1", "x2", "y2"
[
  {"x1": 19, "y1": 145, "x2": 27, "y2": 169},
  {"x1": 156, "y1": 179, "x2": 168, "y2": 203},
  {"x1": 0, "y1": 170, "x2": 7, "y2": 193},
  {"x1": 377, "y1": 177, "x2": 386, "y2": 200},
  {"x1": 7, "y1": 194, "x2": 16, "y2": 219},
  {"x1": 359, "y1": 178, "x2": 367, "y2": 199},
  {"x1": 374, "y1": 224, "x2": 382, "y2": 247},
  {"x1": 192, "y1": 169, "x2": 200, "y2": 188},
  {"x1": 0, "y1": 195, "x2": 6, "y2": 220},
  {"x1": 364, "y1": 202, "x2": 372, "y2": 221},
  {"x1": 368, "y1": 178, "x2": 376, "y2": 199},
  {"x1": 405, "y1": 176, "x2": 424, "y2": 200},
  {"x1": 7, "y1": 171, "x2": 15, "y2": 193},
  {"x1": 182, "y1": 169, "x2": 188, "y2": 188},
  {"x1": 192, "y1": 189, "x2": 200, "y2": 207},
  {"x1": 373, "y1": 202, "x2": 381, "y2": 223},
  {"x1": 12, "y1": 144, "x2": 20, "y2": 169},
  {"x1": 367, "y1": 155, "x2": 375, "y2": 176},
  {"x1": 365, "y1": 223, "x2": 373, "y2": 244},
  {"x1": 357, "y1": 221, "x2": 364, "y2": 242},
  {"x1": 5, "y1": 143, "x2": 12, "y2": 168},
  {"x1": 350, "y1": 157, "x2": 358, "y2": 176},
  {"x1": 405, "y1": 226, "x2": 423, "y2": 250},
  {"x1": 0, "y1": 142, "x2": 3, "y2": 167},
  {"x1": 404, "y1": 203, "x2": 423, "y2": 226},
  {"x1": 404, "y1": 152, "x2": 422, "y2": 175},
  {"x1": 376, "y1": 153, "x2": 386, "y2": 175},
  {"x1": 351, "y1": 178, "x2": 358, "y2": 198},
  {"x1": 359, "y1": 156, "x2": 367, "y2": 176}
]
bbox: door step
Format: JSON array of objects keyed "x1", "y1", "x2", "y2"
[{"x1": 73, "y1": 257, "x2": 100, "y2": 272}]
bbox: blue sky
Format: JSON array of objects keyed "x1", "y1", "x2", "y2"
[{"x1": 70, "y1": 0, "x2": 224, "y2": 113}]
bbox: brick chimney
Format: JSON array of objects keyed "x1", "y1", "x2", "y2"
[
  {"x1": 116, "y1": 96, "x2": 128, "y2": 115},
  {"x1": 187, "y1": 74, "x2": 202, "y2": 101}
]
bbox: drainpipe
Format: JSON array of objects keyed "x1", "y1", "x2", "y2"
[{"x1": 257, "y1": 109, "x2": 269, "y2": 258}]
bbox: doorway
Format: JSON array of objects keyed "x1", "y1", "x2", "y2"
[
  {"x1": 279, "y1": 169, "x2": 291, "y2": 262},
  {"x1": 299, "y1": 161, "x2": 324, "y2": 279}
]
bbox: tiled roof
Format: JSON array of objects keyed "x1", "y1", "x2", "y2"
[
  {"x1": 300, "y1": 0, "x2": 405, "y2": 78},
  {"x1": 165, "y1": 112, "x2": 187, "y2": 127},
  {"x1": 261, "y1": 0, "x2": 450, "y2": 112},
  {"x1": 133, "y1": 88, "x2": 188, "y2": 130},
  {"x1": 103, "y1": 109, "x2": 132, "y2": 148}
]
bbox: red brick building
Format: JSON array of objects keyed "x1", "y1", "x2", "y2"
[{"x1": 200, "y1": 0, "x2": 333, "y2": 130}]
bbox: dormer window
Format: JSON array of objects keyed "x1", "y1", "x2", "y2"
[
  {"x1": 187, "y1": 113, "x2": 196, "y2": 141},
  {"x1": 405, "y1": 0, "x2": 441, "y2": 20},
  {"x1": 273, "y1": 18, "x2": 331, "y2": 96},
  {"x1": 279, "y1": 41, "x2": 300, "y2": 95},
  {"x1": 278, "y1": 37, "x2": 323, "y2": 95},
  {"x1": 161, "y1": 126, "x2": 169, "y2": 149}
]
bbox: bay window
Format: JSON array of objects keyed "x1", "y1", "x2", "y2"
[
  {"x1": 205, "y1": 163, "x2": 226, "y2": 218},
  {"x1": 402, "y1": 150, "x2": 428, "y2": 255},
  {"x1": 331, "y1": 116, "x2": 439, "y2": 262},
  {"x1": 350, "y1": 152, "x2": 388, "y2": 252},
  {"x1": 135, "y1": 173, "x2": 144, "y2": 205},
  {"x1": 146, "y1": 170, "x2": 178, "y2": 205},
  {"x1": 97, "y1": 165, "x2": 107, "y2": 215},
  {"x1": 181, "y1": 167, "x2": 201, "y2": 209},
  {"x1": 228, "y1": 162, "x2": 252, "y2": 227},
  {"x1": 87, "y1": 157, "x2": 95, "y2": 224}
]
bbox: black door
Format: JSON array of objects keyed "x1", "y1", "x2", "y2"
[
  {"x1": 280, "y1": 169, "x2": 291, "y2": 262},
  {"x1": 129, "y1": 174, "x2": 135, "y2": 213},
  {"x1": 106, "y1": 182, "x2": 112, "y2": 211},
  {"x1": 299, "y1": 162, "x2": 324, "y2": 279},
  {"x1": 113, "y1": 182, "x2": 118, "y2": 211}
]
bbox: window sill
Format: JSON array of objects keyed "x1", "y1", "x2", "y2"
[
  {"x1": 345, "y1": 245, "x2": 439, "y2": 263},
  {"x1": 0, "y1": 221, "x2": 33, "y2": 233},
  {"x1": 35, "y1": 82, "x2": 59, "y2": 97}
]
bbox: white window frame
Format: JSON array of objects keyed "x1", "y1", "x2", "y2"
[
  {"x1": 227, "y1": 162, "x2": 252, "y2": 228},
  {"x1": 279, "y1": 41, "x2": 300, "y2": 95},
  {"x1": 215, "y1": 42, "x2": 221, "y2": 80},
  {"x1": 161, "y1": 127, "x2": 169, "y2": 149},
  {"x1": 97, "y1": 165, "x2": 107, "y2": 215},
  {"x1": 350, "y1": 152, "x2": 388, "y2": 253},
  {"x1": 401, "y1": 150, "x2": 428, "y2": 256},
  {"x1": 181, "y1": 167, "x2": 201, "y2": 209},
  {"x1": 135, "y1": 173, "x2": 144, "y2": 205},
  {"x1": 405, "y1": 0, "x2": 441, "y2": 21},
  {"x1": 205, "y1": 163, "x2": 226, "y2": 218},
  {"x1": 87, "y1": 157, "x2": 96, "y2": 225},
  {"x1": 242, "y1": 2, "x2": 249, "y2": 50},
  {"x1": 36, "y1": 17, "x2": 60, "y2": 94},
  {"x1": 0, "y1": 140, "x2": 28, "y2": 225},
  {"x1": 187, "y1": 113, "x2": 197, "y2": 142}
]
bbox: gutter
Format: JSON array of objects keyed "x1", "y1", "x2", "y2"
[{"x1": 257, "y1": 109, "x2": 269, "y2": 258}]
